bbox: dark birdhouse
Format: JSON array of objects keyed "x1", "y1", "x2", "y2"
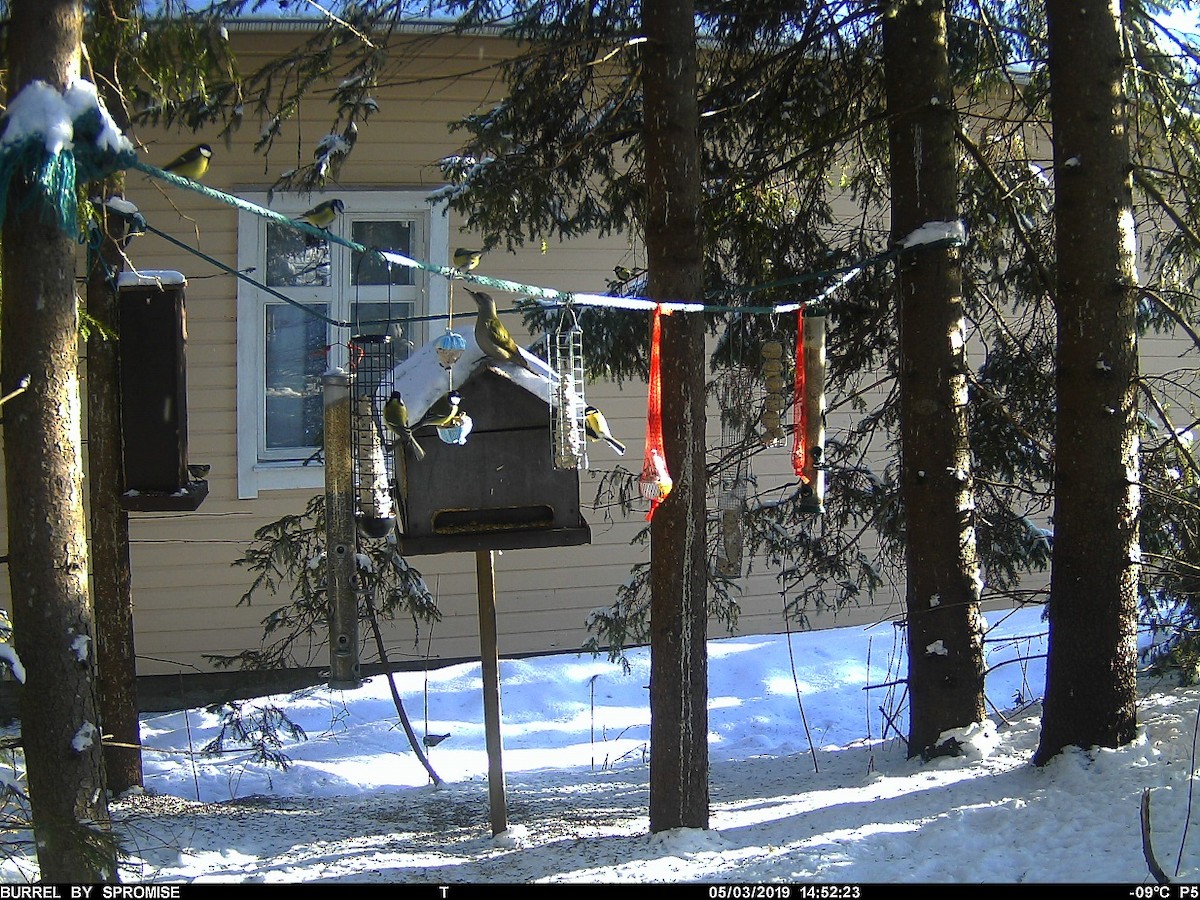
[
  {"x1": 116, "y1": 273, "x2": 207, "y2": 512},
  {"x1": 397, "y1": 369, "x2": 590, "y2": 556}
]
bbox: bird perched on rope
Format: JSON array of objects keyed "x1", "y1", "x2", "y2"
[
  {"x1": 295, "y1": 198, "x2": 344, "y2": 230},
  {"x1": 453, "y1": 247, "x2": 483, "y2": 271},
  {"x1": 584, "y1": 405, "x2": 626, "y2": 455},
  {"x1": 382, "y1": 391, "x2": 425, "y2": 461},
  {"x1": 466, "y1": 288, "x2": 537, "y2": 374},
  {"x1": 161, "y1": 143, "x2": 212, "y2": 181},
  {"x1": 413, "y1": 390, "x2": 463, "y2": 430}
]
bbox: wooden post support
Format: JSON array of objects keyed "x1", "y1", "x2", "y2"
[
  {"x1": 476, "y1": 549, "x2": 508, "y2": 835},
  {"x1": 324, "y1": 371, "x2": 361, "y2": 689}
]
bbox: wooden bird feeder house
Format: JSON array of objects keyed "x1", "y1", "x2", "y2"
[
  {"x1": 116, "y1": 271, "x2": 208, "y2": 512},
  {"x1": 396, "y1": 368, "x2": 591, "y2": 557}
]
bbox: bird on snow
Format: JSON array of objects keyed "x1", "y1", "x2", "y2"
[
  {"x1": 382, "y1": 391, "x2": 425, "y2": 461},
  {"x1": 584, "y1": 405, "x2": 626, "y2": 455},
  {"x1": 161, "y1": 143, "x2": 212, "y2": 181},
  {"x1": 452, "y1": 247, "x2": 483, "y2": 271},
  {"x1": 422, "y1": 732, "x2": 451, "y2": 748},
  {"x1": 466, "y1": 288, "x2": 537, "y2": 374}
]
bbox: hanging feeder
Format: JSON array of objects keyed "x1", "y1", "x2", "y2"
[
  {"x1": 792, "y1": 308, "x2": 827, "y2": 513},
  {"x1": 640, "y1": 306, "x2": 672, "y2": 519},
  {"x1": 350, "y1": 334, "x2": 398, "y2": 538},
  {"x1": 353, "y1": 393, "x2": 396, "y2": 537},
  {"x1": 435, "y1": 330, "x2": 467, "y2": 369},
  {"x1": 549, "y1": 304, "x2": 587, "y2": 470},
  {"x1": 437, "y1": 412, "x2": 474, "y2": 445},
  {"x1": 760, "y1": 339, "x2": 787, "y2": 447}
]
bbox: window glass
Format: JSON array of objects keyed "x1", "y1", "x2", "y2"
[
  {"x1": 266, "y1": 224, "x2": 331, "y2": 287},
  {"x1": 353, "y1": 300, "x2": 414, "y2": 359},
  {"x1": 351, "y1": 220, "x2": 414, "y2": 286},
  {"x1": 264, "y1": 303, "x2": 328, "y2": 451}
]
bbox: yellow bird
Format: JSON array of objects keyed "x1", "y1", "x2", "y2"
[
  {"x1": 382, "y1": 391, "x2": 425, "y2": 461},
  {"x1": 161, "y1": 143, "x2": 212, "y2": 180},
  {"x1": 453, "y1": 247, "x2": 483, "y2": 270},
  {"x1": 584, "y1": 405, "x2": 626, "y2": 455},
  {"x1": 413, "y1": 390, "x2": 463, "y2": 430},
  {"x1": 467, "y1": 289, "x2": 537, "y2": 374},
  {"x1": 294, "y1": 198, "x2": 345, "y2": 229}
]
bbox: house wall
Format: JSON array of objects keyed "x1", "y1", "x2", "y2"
[
  {"x1": 66, "y1": 25, "x2": 896, "y2": 680},
  {"x1": 10, "y1": 24, "x2": 1190, "y2": 686}
]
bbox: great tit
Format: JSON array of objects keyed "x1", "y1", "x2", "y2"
[
  {"x1": 413, "y1": 390, "x2": 463, "y2": 430},
  {"x1": 382, "y1": 391, "x2": 425, "y2": 461},
  {"x1": 160, "y1": 143, "x2": 212, "y2": 181},
  {"x1": 453, "y1": 248, "x2": 483, "y2": 270},
  {"x1": 294, "y1": 198, "x2": 345, "y2": 229},
  {"x1": 584, "y1": 405, "x2": 626, "y2": 455},
  {"x1": 467, "y1": 289, "x2": 537, "y2": 374}
]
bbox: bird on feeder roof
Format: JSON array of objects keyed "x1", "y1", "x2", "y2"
[{"x1": 467, "y1": 288, "x2": 539, "y2": 375}]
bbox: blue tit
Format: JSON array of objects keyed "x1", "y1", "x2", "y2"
[
  {"x1": 414, "y1": 390, "x2": 462, "y2": 430},
  {"x1": 584, "y1": 405, "x2": 626, "y2": 455},
  {"x1": 383, "y1": 391, "x2": 425, "y2": 461},
  {"x1": 467, "y1": 289, "x2": 537, "y2": 374},
  {"x1": 294, "y1": 198, "x2": 345, "y2": 229},
  {"x1": 453, "y1": 247, "x2": 483, "y2": 270},
  {"x1": 161, "y1": 143, "x2": 212, "y2": 180}
]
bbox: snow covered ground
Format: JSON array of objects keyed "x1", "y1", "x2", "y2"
[{"x1": 2, "y1": 604, "x2": 1196, "y2": 884}]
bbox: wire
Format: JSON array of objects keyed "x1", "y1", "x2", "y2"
[{"x1": 129, "y1": 158, "x2": 963, "y2": 325}]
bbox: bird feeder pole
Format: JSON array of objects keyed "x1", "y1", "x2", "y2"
[
  {"x1": 324, "y1": 371, "x2": 361, "y2": 689},
  {"x1": 476, "y1": 549, "x2": 508, "y2": 835}
]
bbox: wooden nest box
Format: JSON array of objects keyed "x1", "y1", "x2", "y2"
[
  {"x1": 396, "y1": 367, "x2": 591, "y2": 556},
  {"x1": 116, "y1": 272, "x2": 208, "y2": 512}
]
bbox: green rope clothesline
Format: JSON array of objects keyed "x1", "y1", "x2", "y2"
[{"x1": 127, "y1": 158, "x2": 957, "y2": 325}]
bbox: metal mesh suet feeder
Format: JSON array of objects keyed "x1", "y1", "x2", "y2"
[
  {"x1": 350, "y1": 334, "x2": 398, "y2": 538},
  {"x1": 549, "y1": 305, "x2": 587, "y2": 470}
]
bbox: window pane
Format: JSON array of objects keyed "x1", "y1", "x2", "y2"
[
  {"x1": 265, "y1": 303, "x2": 328, "y2": 451},
  {"x1": 266, "y1": 223, "x2": 331, "y2": 287},
  {"x1": 351, "y1": 220, "x2": 414, "y2": 286},
  {"x1": 354, "y1": 301, "x2": 415, "y2": 360}
]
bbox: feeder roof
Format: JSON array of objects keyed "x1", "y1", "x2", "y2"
[{"x1": 383, "y1": 329, "x2": 554, "y2": 423}]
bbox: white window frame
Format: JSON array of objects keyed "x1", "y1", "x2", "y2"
[{"x1": 236, "y1": 190, "x2": 449, "y2": 498}]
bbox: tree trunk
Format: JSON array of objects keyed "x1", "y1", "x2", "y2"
[
  {"x1": 88, "y1": 0, "x2": 143, "y2": 795},
  {"x1": 3, "y1": 0, "x2": 117, "y2": 881},
  {"x1": 882, "y1": 0, "x2": 986, "y2": 758},
  {"x1": 87, "y1": 197, "x2": 142, "y2": 795},
  {"x1": 643, "y1": 0, "x2": 709, "y2": 832},
  {"x1": 1034, "y1": 0, "x2": 1140, "y2": 764}
]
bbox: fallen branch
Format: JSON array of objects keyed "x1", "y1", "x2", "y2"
[{"x1": 1142, "y1": 788, "x2": 1172, "y2": 885}]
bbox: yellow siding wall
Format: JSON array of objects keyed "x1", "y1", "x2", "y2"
[{"x1": 12, "y1": 26, "x2": 1163, "y2": 680}]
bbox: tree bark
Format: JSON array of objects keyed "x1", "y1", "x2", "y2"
[
  {"x1": 882, "y1": 0, "x2": 986, "y2": 758},
  {"x1": 3, "y1": 0, "x2": 116, "y2": 881},
  {"x1": 643, "y1": 0, "x2": 709, "y2": 831},
  {"x1": 88, "y1": 0, "x2": 144, "y2": 796},
  {"x1": 1034, "y1": 0, "x2": 1140, "y2": 764},
  {"x1": 87, "y1": 197, "x2": 142, "y2": 795}
]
